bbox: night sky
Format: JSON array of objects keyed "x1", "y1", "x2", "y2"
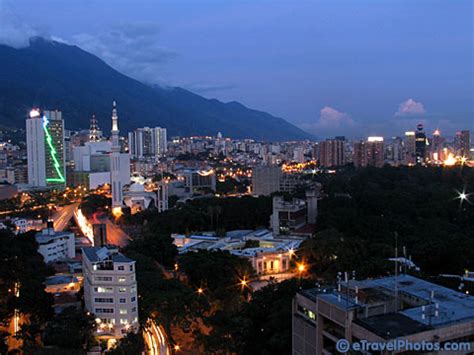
[{"x1": 1, "y1": 0, "x2": 472, "y2": 138}]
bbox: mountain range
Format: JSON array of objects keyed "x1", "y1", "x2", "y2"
[{"x1": 0, "y1": 37, "x2": 312, "y2": 141}]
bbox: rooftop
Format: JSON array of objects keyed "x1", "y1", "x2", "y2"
[
  {"x1": 45, "y1": 275, "x2": 79, "y2": 286},
  {"x1": 82, "y1": 246, "x2": 134, "y2": 264},
  {"x1": 300, "y1": 274, "x2": 474, "y2": 332}
]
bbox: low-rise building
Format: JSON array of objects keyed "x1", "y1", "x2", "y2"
[
  {"x1": 82, "y1": 246, "x2": 139, "y2": 339},
  {"x1": 293, "y1": 274, "x2": 474, "y2": 355},
  {"x1": 36, "y1": 222, "x2": 75, "y2": 263},
  {"x1": 175, "y1": 229, "x2": 304, "y2": 276}
]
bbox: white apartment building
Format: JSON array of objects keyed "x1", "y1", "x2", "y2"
[
  {"x1": 128, "y1": 127, "x2": 167, "y2": 159},
  {"x1": 36, "y1": 222, "x2": 75, "y2": 263},
  {"x1": 82, "y1": 246, "x2": 139, "y2": 338}
]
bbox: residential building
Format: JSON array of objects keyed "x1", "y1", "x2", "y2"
[
  {"x1": 128, "y1": 127, "x2": 167, "y2": 159},
  {"x1": 180, "y1": 168, "x2": 216, "y2": 193},
  {"x1": 252, "y1": 166, "x2": 282, "y2": 196},
  {"x1": 366, "y1": 136, "x2": 384, "y2": 167},
  {"x1": 319, "y1": 138, "x2": 345, "y2": 167},
  {"x1": 36, "y1": 222, "x2": 75, "y2": 263},
  {"x1": 82, "y1": 246, "x2": 139, "y2": 338}
]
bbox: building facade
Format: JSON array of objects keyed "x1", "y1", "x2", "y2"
[
  {"x1": 293, "y1": 274, "x2": 474, "y2": 355},
  {"x1": 26, "y1": 109, "x2": 66, "y2": 188},
  {"x1": 36, "y1": 222, "x2": 75, "y2": 263},
  {"x1": 128, "y1": 127, "x2": 167, "y2": 159},
  {"x1": 82, "y1": 246, "x2": 139, "y2": 338}
]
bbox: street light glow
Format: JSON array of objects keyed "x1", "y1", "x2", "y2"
[{"x1": 297, "y1": 263, "x2": 306, "y2": 273}]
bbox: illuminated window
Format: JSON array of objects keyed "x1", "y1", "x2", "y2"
[
  {"x1": 118, "y1": 277, "x2": 126, "y2": 282},
  {"x1": 119, "y1": 287, "x2": 126, "y2": 293},
  {"x1": 119, "y1": 309, "x2": 127, "y2": 315}
]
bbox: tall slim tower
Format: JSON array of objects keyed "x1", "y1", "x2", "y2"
[
  {"x1": 111, "y1": 101, "x2": 124, "y2": 209},
  {"x1": 89, "y1": 114, "x2": 102, "y2": 142}
]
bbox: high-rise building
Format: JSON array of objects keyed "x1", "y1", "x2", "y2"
[
  {"x1": 459, "y1": 130, "x2": 471, "y2": 158},
  {"x1": 319, "y1": 138, "x2": 345, "y2": 167},
  {"x1": 404, "y1": 131, "x2": 416, "y2": 165},
  {"x1": 26, "y1": 109, "x2": 66, "y2": 188},
  {"x1": 385, "y1": 137, "x2": 404, "y2": 166},
  {"x1": 431, "y1": 129, "x2": 445, "y2": 162},
  {"x1": 82, "y1": 246, "x2": 139, "y2": 338},
  {"x1": 366, "y1": 137, "x2": 384, "y2": 167},
  {"x1": 415, "y1": 124, "x2": 427, "y2": 165},
  {"x1": 110, "y1": 102, "x2": 131, "y2": 210},
  {"x1": 128, "y1": 127, "x2": 167, "y2": 159},
  {"x1": 252, "y1": 166, "x2": 282, "y2": 196},
  {"x1": 353, "y1": 141, "x2": 366, "y2": 168}
]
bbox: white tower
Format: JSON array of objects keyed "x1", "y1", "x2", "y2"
[{"x1": 111, "y1": 101, "x2": 124, "y2": 210}]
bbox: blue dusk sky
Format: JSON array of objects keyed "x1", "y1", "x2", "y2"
[{"x1": 0, "y1": 0, "x2": 472, "y2": 138}]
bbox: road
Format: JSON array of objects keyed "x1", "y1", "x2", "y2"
[
  {"x1": 144, "y1": 320, "x2": 170, "y2": 355},
  {"x1": 52, "y1": 203, "x2": 130, "y2": 247},
  {"x1": 92, "y1": 213, "x2": 131, "y2": 247},
  {"x1": 52, "y1": 203, "x2": 80, "y2": 231}
]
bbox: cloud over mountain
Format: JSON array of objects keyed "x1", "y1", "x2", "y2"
[
  {"x1": 72, "y1": 22, "x2": 177, "y2": 85},
  {"x1": 395, "y1": 98, "x2": 426, "y2": 117}
]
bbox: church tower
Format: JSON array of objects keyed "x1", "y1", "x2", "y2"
[{"x1": 89, "y1": 114, "x2": 102, "y2": 142}]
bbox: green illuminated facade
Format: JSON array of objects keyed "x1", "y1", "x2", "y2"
[{"x1": 43, "y1": 111, "x2": 66, "y2": 187}]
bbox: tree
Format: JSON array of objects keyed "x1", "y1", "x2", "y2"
[
  {"x1": 43, "y1": 307, "x2": 95, "y2": 350},
  {"x1": 106, "y1": 331, "x2": 144, "y2": 355}
]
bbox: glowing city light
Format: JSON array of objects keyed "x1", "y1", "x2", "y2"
[
  {"x1": 29, "y1": 109, "x2": 41, "y2": 118},
  {"x1": 298, "y1": 263, "x2": 306, "y2": 272},
  {"x1": 443, "y1": 154, "x2": 457, "y2": 166},
  {"x1": 112, "y1": 206, "x2": 123, "y2": 218},
  {"x1": 42, "y1": 115, "x2": 65, "y2": 183},
  {"x1": 197, "y1": 288, "x2": 204, "y2": 294},
  {"x1": 75, "y1": 208, "x2": 95, "y2": 245}
]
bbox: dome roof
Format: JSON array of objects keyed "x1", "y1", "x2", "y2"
[{"x1": 129, "y1": 182, "x2": 145, "y2": 192}]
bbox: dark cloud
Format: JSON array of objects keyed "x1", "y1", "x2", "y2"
[{"x1": 72, "y1": 22, "x2": 177, "y2": 85}]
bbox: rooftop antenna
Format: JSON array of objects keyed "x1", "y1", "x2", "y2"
[
  {"x1": 394, "y1": 232, "x2": 399, "y2": 311},
  {"x1": 337, "y1": 272, "x2": 342, "y2": 302}
]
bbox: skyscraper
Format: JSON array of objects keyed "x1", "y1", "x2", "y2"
[
  {"x1": 431, "y1": 129, "x2": 445, "y2": 162},
  {"x1": 404, "y1": 131, "x2": 416, "y2": 165},
  {"x1": 128, "y1": 127, "x2": 167, "y2": 159},
  {"x1": 353, "y1": 140, "x2": 366, "y2": 168},
  {"x1": 26, "y1": 109, "x2": 66, "y2": 187},
  {"x1": 366, "y1": 137, "x2": 384, "y2": 167},
  {"x1": 459, "y1": 130, "x2": 471, "y2": 158},
  {"x1": 415, "y1": 124, "x2": 427, "y2": 165}
]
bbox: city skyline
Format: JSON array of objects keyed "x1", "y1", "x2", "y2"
[{"x1": 0, "y1": 0, "x2": 472, "y2": 137}]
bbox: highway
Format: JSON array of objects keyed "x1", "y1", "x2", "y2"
[
  {"x1": 91, "y1": 213, "x2": 131, "y2": 247},
  {"x1": 144, "y1": 320, "x2": 170, "y2": 355},
  {"x1": 52, "y1": 203, "x2": 130, "y2": 247},
  {"x1": 53, "y1": 203, "x2": 79, "y2": 231}
]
